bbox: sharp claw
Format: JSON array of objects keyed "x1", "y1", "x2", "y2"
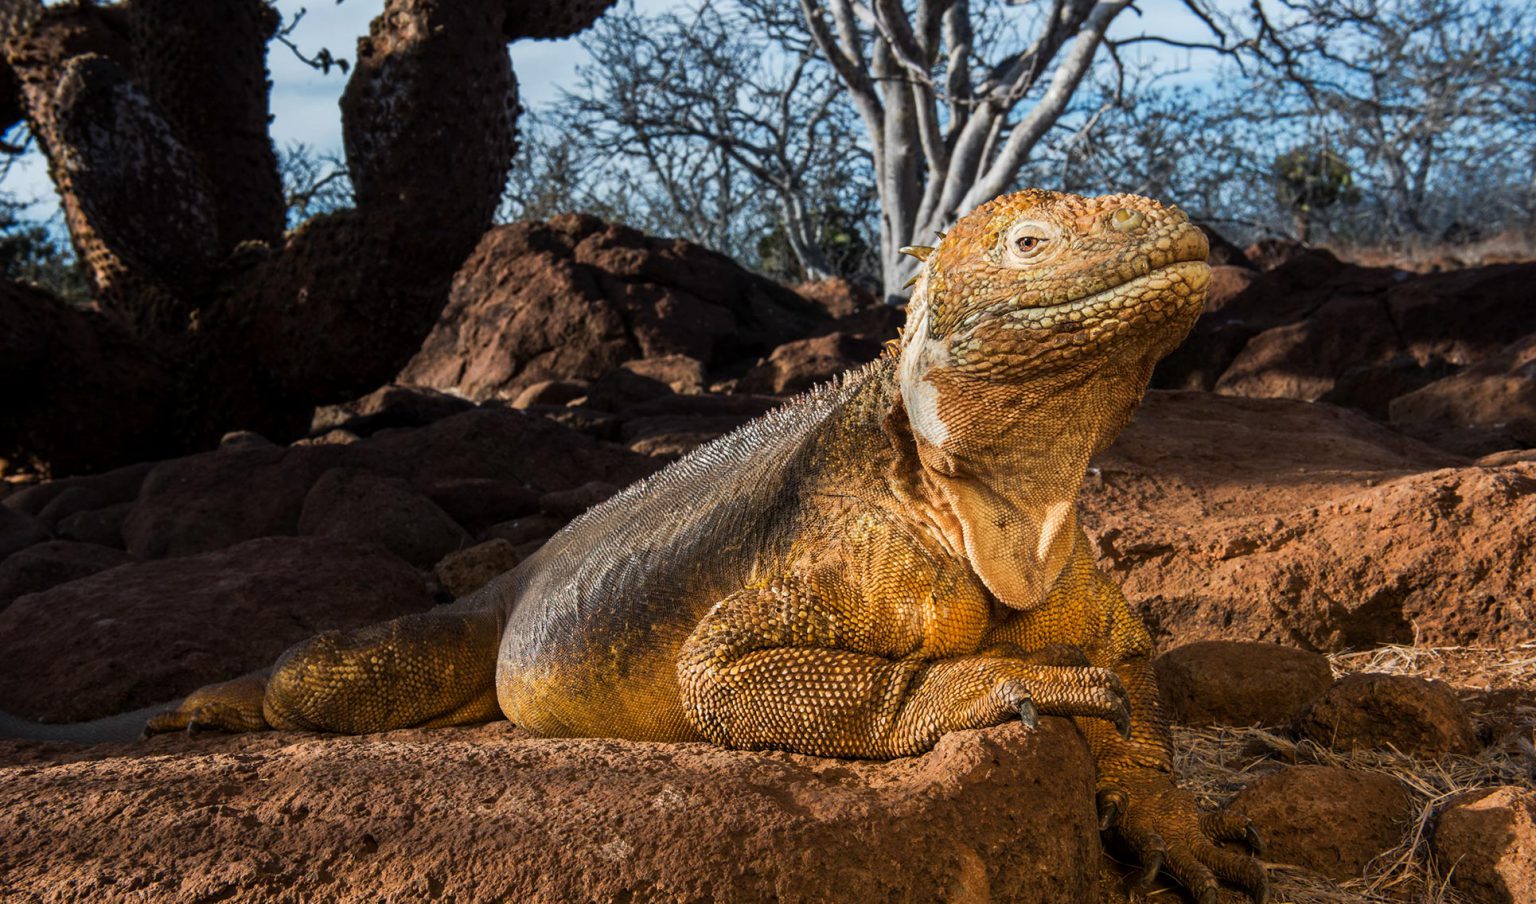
[
  {"x1": 1096, "y1": 787, "x2": 1127, "y2": 832},
  {"x1": 1016, "y1": 698, "x2": 1038, "y2": 730},
  {"x1": 1252, "y1": 876, "x2": 1270, "y2": 904},
  {"x1": 1133, "y1": 844, "x2": 1163, "y2": 891},
  {"x1": 1098, "y1": 801, "x2": 1117, "y2": 832},
  {"x1": 1245, "y1": 820, "x2": 1266, "y2": 856},
  {"x1": 1114, "y1": 701, "x2": 1133, "y2": 740}
]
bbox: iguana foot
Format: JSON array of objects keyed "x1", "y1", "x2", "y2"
[
  {"x1": 142, "y1": 672, "x2": 271, "y2": 737},
  {"x1": 1098, "y1": 771, "x2": 1267, "y2": 903}
]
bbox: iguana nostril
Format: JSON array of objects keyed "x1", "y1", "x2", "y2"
[{"x1": 1110, "y1": 208, "x2": 1146, "y2": 232}]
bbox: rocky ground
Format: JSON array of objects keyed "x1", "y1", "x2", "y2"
[{"x1": 1, "y1": 219, "x2": 1533, "y2": 902}]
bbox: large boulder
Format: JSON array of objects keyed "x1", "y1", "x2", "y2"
[
  {"x1": 1228, "y1": 766, "x2": 1413, "y2": 882},
  {"x1": 1153, "y1": 258, "x2": 1536, "y2": 430},
  {"x1": 737, "y1": 332, "x2": 883, "y2": 396},
  {"x1": 399, "y1": 214, "x2": 828, "y2": 401},
  {"x1": 1152, "y1": 641, "x2": 1333, "y2": 728},
  {"x1": 298, "y1": 469, "x2": 471, "y2": 568},
  {"x1": 1389, "y1": 332, "x2": 1536, "y2": 456},
  {"x1": 1084, "y1": 391, "x2": 1534, "y2": 651},
  {"x1": 122, "y1": 442, "x2": 356, "y2": 559},
  {"x1": 0, "y1": 536, "x2": 432, "y2": 722},
  {"x1": 0, "y1": 506, "x2": 49, "y2": 560},
  {"x1": 1433, "y1": 787, "x2": 1536, "y2": 904},
  {"x1": 0, "y1": 719, "x2": 1101, "y2": 902},
  {"x1": 310, "y1": 383, "x2": 476, "y2": 438},
  {"x1": 122, "y1": 408, "x2": 658, "y2": 560},
  {"x1": 793, "y1": 276, "x2": 881, "y2": 318},
  {"x1": 0, "y1": 540, "x2": 133, "y2": 611},
  {"x1": 1, "y1": 460, "x2": 154, "y2": 523},
  {"x1": 1298, "y1": 672, "x2": 1480, "y2": 756}
]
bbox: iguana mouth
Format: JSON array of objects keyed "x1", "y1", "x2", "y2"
[{"x1": 959, "y1": 258, "x2": 1210, "y2": 335}]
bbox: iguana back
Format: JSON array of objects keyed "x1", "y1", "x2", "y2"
[{"x1": 493, "y1": 363, "x2": 883, "y2": 739}]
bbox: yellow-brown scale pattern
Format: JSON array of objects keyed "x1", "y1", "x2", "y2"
[{"x1": 149, "y1": 190, "x2": 1266, "y2": 903}]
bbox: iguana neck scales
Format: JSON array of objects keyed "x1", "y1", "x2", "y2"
[{"x1": 149, "y1": 190, "x2": 1265, "y2": 903}]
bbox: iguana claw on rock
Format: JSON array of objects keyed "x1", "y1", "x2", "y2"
[{"x1": 148, "y1": 189, "x2": 1266, "y2": 902}]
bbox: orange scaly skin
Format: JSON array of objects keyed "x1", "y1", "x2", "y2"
[{"x1": 149, "y1": 190, "x2": 1265, "y2": 902}]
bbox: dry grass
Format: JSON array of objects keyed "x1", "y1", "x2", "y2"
[
  {"x1": 1152, "y1": 643, "x2": 1536, "y2": 904},
  {"x1": 1328, "y1": 642, "x2": 1536, "y2": 693}
]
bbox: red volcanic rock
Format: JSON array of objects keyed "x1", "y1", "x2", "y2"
[
  {"x1": 365, "y1": 408, "x2": 660, "y2": 490},
  {"x1": 1299, "y1": 672, "x2": 1480, "y2": 756},
  {"x1": 0, "y1": 540, "x2": 133, "y2": 611},
  {"x1": 620, "y1": 355, "x2": 708, "y2": 395},
  {"x1": 0, "y1": 719, "x2": 1100, "y2": 903},
  {"x1": 122, "y1": 409, "x2": 658, "y2": 560},
  {"x1": 1390, "y1": 332, "x2": 1536, "y2": 456},
  {"x1": 738, "y1": 332, "x2": 883, "y2": 396},
  {"x1": 434, "y1": 538, "x2": 524, "y2": 598},
  {"x1": 794, "y1": 276, "x2": 881, "y2": 318},
  {"x1": 399, "y1": 215, "x2": 827, "y2": 402},
  {"x1": 1433, "y1": 787, "x2": 1536, "y2": 904},
  {"x1": 1244, "y1": 238, "x2": 1322, "y2": 272},
  {"x1": 0, "y1": 506, "x2": 48, "y2": 560},
  {"x1": 1154, "y1": 258, "x2": 1536, "y2": 427},
  {"x1": 299, "y1": 469, "x2": 471, "y2": 569},
  {"x1": 0, "y1": 536, "x2": 431, "y2": 722},
  {"x1": 54, "y1": 500, "x2": 133, "y2": 547},
  {"x1": 508, "y1": 379, "x2": 590, "y2": 409},
  {"x1": 2, "y1": 460, "x2": 153, "y2": 522},
  {"x1": 1199, "y1": 224, "x2": 1254, "y2": 269},
  {"x1": 1229, "y1": 766, "x2": 1413, "y2": 881},
  {"x1": 539, "y1": 480, "x2": 621, "y2": 519},
  {"x1": 122, "y1": 443, "x2": 355, "y2": 559},
  {"x1": 1152, "y1": 641, "x2": 1333, "y2": 728},
  {"x1": 419, "y1": 477, "x2": 540, "y2": 535},
  {"x1": 1083, "y1": 391, "x2": 1533, "y2": 652},
  {"x1": 479, "y1": 513, "x2": 565, "y2": 547},
  {"x1": 310, "y1": 383, "x2": 476, "y2": 438}
]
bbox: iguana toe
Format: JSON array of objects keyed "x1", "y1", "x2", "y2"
[
  {"x1": 1201, "y1": 810, "x2": 1266, "y2": 855},
  {"x1": 141, "y1": 672, "x2": 271, "y2": 738}
]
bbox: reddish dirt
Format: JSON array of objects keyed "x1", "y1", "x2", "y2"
[{"x1": 1082, "y1": 391, "x2": 1534, "y2": 651}]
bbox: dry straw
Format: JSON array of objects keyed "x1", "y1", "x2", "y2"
[{"x1": 1149, "y1": 642, "x2": 1536, "y2": 904}]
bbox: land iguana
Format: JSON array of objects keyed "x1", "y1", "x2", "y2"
[{"x1": 149, "y1": 189, "x2": 1267, "y2": 903}]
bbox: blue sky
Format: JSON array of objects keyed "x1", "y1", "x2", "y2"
[{"x1": 2, "y1": 0, "x2": 1231, "y2": 223}]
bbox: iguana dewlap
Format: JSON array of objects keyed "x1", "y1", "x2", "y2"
[{"x1": 150, "y1": 190, "x2": 1267, "y2": 903}]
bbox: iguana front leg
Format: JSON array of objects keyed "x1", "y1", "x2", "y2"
[
  {"x1": 677, "y1": 580, "x2": 1132, "y2": 759},
  {"x1": 995, "y1": 535, "x2": 1268, "y2": 903}
]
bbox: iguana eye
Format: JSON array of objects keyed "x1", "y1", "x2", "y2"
[{"x1": 1002, "y1": 220, "x2": 1057, "y2": 266}]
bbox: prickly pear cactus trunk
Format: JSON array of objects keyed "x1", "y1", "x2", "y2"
[{"x1": 0, "y1": 0, "x2": 615, "y2": 476}]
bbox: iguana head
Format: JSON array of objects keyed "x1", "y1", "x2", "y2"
[
  {"x1": 897, "y1": 189, "x2": 1209, "y2": 456},
  {"x1": 894, "y1": 189, "x2": 1209, "y2": 609}
]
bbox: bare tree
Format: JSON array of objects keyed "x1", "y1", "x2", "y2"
[
  {"x1": 0, "y1": 0, "x2": 615, "y2": 475},
  {"x1": 276, "y1": 141, "x2": 353, "y2": 228},
  {"x1": 511, "y1": 0, "x2": 875, "y2": 282},
  {"x1": 1250, "y1": 0, "x2": 1536, "y2": 244},
  {"x1": 778, "y1": 0, "x2": 1146, "y2": 296}
]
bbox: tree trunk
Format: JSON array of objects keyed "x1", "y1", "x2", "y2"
[{"x1": 0, "y1": 0, "x2": 616, "y2": 476}]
